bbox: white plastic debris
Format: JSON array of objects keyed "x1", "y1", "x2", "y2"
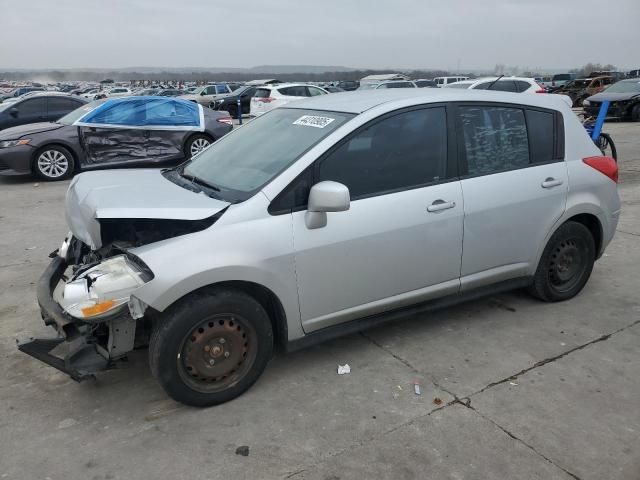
[
  {"x1": 337, "y1": 364, "x2": 351, "y2": 375},
  {"x1": 509, "y1": 381, "x2": 519, "y2": 386},
  {"x1": 412, "y1": 380, "x2": 421, "y2": 395}
]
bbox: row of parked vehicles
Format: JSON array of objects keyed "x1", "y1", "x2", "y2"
[{"x1": 1, "y1": 72, "x2": 638, "y2": 181}]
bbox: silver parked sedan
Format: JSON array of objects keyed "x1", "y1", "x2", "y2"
[{"x1": 20, "y1": 89, "x2": 620, "y2": 406}]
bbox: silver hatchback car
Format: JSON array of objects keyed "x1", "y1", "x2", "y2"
[{"x1": 20, "y1": 89, "x2": 620, "y2": 406}]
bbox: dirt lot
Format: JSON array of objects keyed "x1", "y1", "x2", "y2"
[{"x1": 0, "y1": 121, "x2": 639, "y2": 480}]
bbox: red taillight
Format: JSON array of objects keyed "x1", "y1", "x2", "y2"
[
  {"x1": 257, "y1": 97, "x2": 275, "y2": 103},
  {"x1": 535, "y1": 83, "x2": 546, "y2": 93},
  {"x1": 583, "y1": 156, "x2": 618, "y2": 183},
  {"x1": 217, "y1": 116, "x2": 233, "y2": 125}
]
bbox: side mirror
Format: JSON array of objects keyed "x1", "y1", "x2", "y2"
[
  {"x1": 305, "y1": 181, "x2": 350, "y2": 229},
  {"x1": 9, "y1": 107, "x2": 18, "y2": 117}
]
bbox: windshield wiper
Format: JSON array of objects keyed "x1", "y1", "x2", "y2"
[{"x1": 180, "y1": 172, "x2": 221, "y2": 192}]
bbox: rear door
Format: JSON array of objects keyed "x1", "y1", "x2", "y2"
[
  {"x1": 289, "y1": 105, "x2": 464, "y2": 332},
  {"x1": 46, "y1": 97, "x2": 84, "y2": 122},
  {"x1": 455, "y1": 103, "x2": 567, "y2": 289}
]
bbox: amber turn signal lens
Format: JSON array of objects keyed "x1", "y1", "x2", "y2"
[{"x1": 81, "y1": 299, "x2": 116, "y2": 317}]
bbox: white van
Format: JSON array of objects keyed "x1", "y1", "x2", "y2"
[{"x1": 434, "y1": 76, "x2": 469, "y2": 88}]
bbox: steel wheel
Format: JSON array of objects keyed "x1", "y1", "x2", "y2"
[
  {"x1": 189, "y1": 137, "x2": 211, "y2": 157},
  {"x1": 177, "y1": 314, "x2": 258, "y2": 394},
  {"x1": 547, "y1": 237, "x2": 588, "y2": 294}
]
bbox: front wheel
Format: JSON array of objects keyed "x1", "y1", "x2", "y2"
[
  {"x1": 149, "y1": 288, "x2": 273, "y2": 407},
  {"x1": 529, "y1": 221, "x2": 596, "y2": 302},
  {"x1": 33, "y1": 145, "x2": 75, "y2": 181}
]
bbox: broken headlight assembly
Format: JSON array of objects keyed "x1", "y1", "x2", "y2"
[{"x1": 57, "y1": 255, "x2": 152, "y2": 321}]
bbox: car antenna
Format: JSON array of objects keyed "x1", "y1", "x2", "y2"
[{"x1": 486, "y1": 74, "x2": 504, "y2": 90}]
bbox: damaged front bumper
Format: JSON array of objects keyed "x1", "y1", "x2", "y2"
[{"x1": 18, "y1": 249, "x2": 150, "y2": 381}]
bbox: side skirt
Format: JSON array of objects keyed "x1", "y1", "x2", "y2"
[{"x1": 285, "y1": 276, "x2": 532, "y2": 353}]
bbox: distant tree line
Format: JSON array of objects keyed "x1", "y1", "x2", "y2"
[{"x1": 0, "y1": 68, "x2": 453, "y2": 84}]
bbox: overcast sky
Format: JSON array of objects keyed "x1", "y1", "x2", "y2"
[{"x1": 1, "y1": 0, "x2": 638, "y2": 71}]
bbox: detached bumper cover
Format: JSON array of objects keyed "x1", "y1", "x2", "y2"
[{"x1": 17, "y1": 256, "x2": 111, "y2": 380}]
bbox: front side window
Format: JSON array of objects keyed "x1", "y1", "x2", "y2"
[
  {"x1": 318, "y1": 107, "x2": 448, "y2": 200},
  {"x1": 458, "y1": 106, "x2": 529, "y2": 176},
  {"x1": 17, "y1": 98, "x2": 46, "y2": 115}
]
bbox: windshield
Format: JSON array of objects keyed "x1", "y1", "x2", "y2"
[
  {"x1": 182, "y1": 108, "x2": 354, "y2": 201},
  {"x1": 57, "y1": 101, "x2": 103, "y2": 125},
  {"x1": 604, "y1": 80, "x2": 640, "y2": 94}
]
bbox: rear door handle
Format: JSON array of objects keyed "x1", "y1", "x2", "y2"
[
  {"x1": 427, "y1": 199, "x2": 456, "y2": 212},
  {"x1": 541, "y1": 177, "x2": 563, "y2": 189}
]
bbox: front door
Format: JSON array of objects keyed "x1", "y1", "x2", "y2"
[
  {"x1": 291, "y1": 106, "x2": 464, "y2": 332},
  {"x1": 455, "y1": 104, "x2": 568, "y2": 289},
  {"x1": 79, "y1": 126, "x2": 149, "y2": 165}
]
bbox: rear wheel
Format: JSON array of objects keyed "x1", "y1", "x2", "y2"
[
  {"x1": 631, "y1": 104, "x2": 640, "y2": 122},
  {"x1": 185, "y1": 134, "x2": 213, "y2": 158},
  {"x1": 33, "y1": 145, "x2": 75, "y2": 181},
  {"x1": 149, "y1": 288, "x2": 273, "y2": 407},
  {"x1": 529, "y1": 222, "x2": 595, "y2": 302}
]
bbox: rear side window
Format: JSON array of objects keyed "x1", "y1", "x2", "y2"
[
  {"x1": 278, "y1": 86, "x2": 308, "y2": 97},
  {"x1": 253, "y1": 88, "x2": 272, "y2": 98},
  {"x1": 514, "y1": 81, "x2": 531, "y2": 92},
  {"x1": 458, "y1": 106, "x2": 529, "y2": 176},
  {"x1": 48, "y1": 97, "x2": 82, "y2": 112},
  {"x1": 318, "y1": 107, "x2": 448, "y2": 200},
  {"x1": 490, "y1": 81, "x2": 518, "y2": 92},
  {"x1": 526, "y1": 109, "x2": 557, "y2": 164}
]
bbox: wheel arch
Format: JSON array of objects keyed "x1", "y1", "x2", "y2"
[
  {"x1": 566, "y1": 213, "x2": 603, "y2": 257},
  {"x1": 183, "y1": 131, "x2": 215, "y2": 157},
  {"x1": 156, "y1": 280, "x2": 289, "y2": 353}
]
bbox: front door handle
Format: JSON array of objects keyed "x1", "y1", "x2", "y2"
[
  {"x1": 427, "y1": 199, "x2": 456, "y2": 213},
  {"x1": 541, "y1": 177, "x2": 563, "y2": 189}
]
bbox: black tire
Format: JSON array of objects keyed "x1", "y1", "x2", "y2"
[
  {"x1": 149, "y1": 288, "x2": 273, "y2": 407},
  {"x1": 184, "y1": 134, "x2": 213, "y2": 159},
  {"x1": 631, "y1": 103, "x2": 640, "y2": 122},
  {"x1": 529, "y1": 221, "x2": 596, "y2": 302},
  {"x1": 597, "y1": 133, "x2": 617, "y2": 161},
  {"x1": 33, "y1": 145, "x2": 75, "y2": 181}
]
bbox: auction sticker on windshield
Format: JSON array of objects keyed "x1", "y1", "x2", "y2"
[{"x1": 293, "y1": 115, "x2": 335, "y2": 128}]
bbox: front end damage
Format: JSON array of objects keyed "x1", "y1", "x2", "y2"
[
  {"x1": 18, "y1": 169, "x2": 230, "y2": 381},
  {"x1": 18, "y1": 236, "x2": 155, "y2": 381}
]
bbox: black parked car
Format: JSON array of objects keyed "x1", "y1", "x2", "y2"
[
  {"x1": 0, "y1": 97, "x2": 233, "y2": 180},
  {"x1": 209, "y1": 85, "x2": 256, "y2": 118},
  {"x1": 336, "y1": 80, "x2": 359, "y2": 91},
  {"x1": 0, "y1": 93, "x2": 88, "y2": 130},
  {"x1": 583, "y1": 79, "x2": 640, "y2": 121}
]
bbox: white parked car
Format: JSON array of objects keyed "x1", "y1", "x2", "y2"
[
  {"x1": 106, "y1": 87, "x2": 132, "y2": 98},
  {"x1": 433, "y1": 76, "x2": 469, "y2": 87},
  {"x1": 250, "y1": 83, "x2": 328, "y2": 116},
  {"x1": 358, "y1": 80, "x2": 417, "y2": 90},
  {"x1": 80, "y1": 89, "x2": 101, "y2": 99},
  {"x1": 445, "y1": 77, "x2": 545, "y2": 93},
  {"x1": 446, "y1": 77, "x2": 573, "y2": 107}
]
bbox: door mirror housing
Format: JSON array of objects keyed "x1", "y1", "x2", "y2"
[
  {"x1": 9, "y1": 107, "x2": 18, "y2": 117},
  {"x1": 305, "y1": 181, "x2": 350, "y2": 229}
]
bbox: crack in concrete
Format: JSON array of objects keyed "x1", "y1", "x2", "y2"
[
  {"x1": 461, "y1": 402, "x2": 583, "y2": 480},
  {"x1": 471, "y1": 318, "x2": 640, "y2": 397},
  {"x1": 616, "y1": 229, "x2": 640, "y2": 237},
  {"x1": 287, "y1": 318, "x2": 640, "y2": 479}
]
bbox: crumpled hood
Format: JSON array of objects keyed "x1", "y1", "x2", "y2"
[
  {"x1": 0, "y1": 122, "x2": 63, "y2": 140},
  {"x1": 65, "y1": 169, "x2": 230, "y2": 249}
]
